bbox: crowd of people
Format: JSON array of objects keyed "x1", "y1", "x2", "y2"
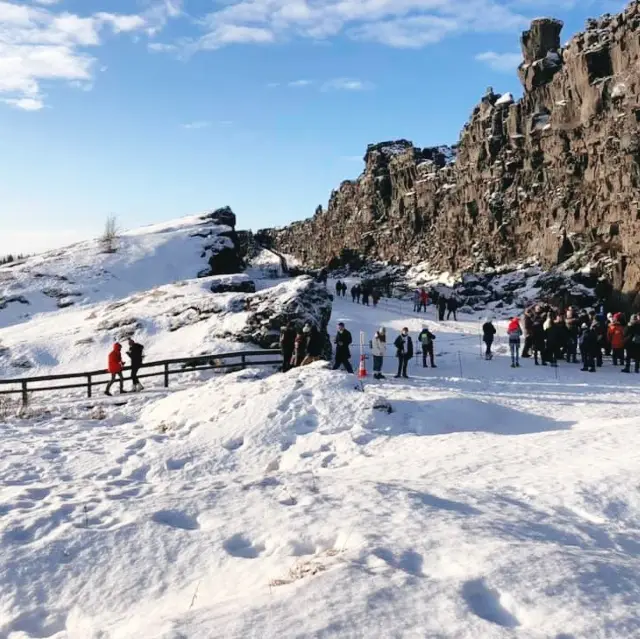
[
  {"x1": 335, "y1": 280, "x2": 382, "y2": 307},
  {"x1": 496, "y1": 306, "x2": 640, "y2": 374}
]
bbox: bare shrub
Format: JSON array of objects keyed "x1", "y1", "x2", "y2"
[{"x1": 101, "y1": 215, "x2": 120, "y2": 254}]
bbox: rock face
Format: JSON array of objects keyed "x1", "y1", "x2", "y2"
[
  {"x1": 197, "y1": 207, "x2": 245, "y2": 276},
  {"x1": 263, "y1": 2, "x2": 640, "y2": 307}
]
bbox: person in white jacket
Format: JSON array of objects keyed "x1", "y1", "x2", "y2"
[{"x1": 371, "y1": 327, "x2": 387, "y2": 379}]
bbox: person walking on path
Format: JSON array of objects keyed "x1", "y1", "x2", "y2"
[
  {"x1": 362, "y1": 286, "x2": 370, "y2": 306},
  {"x1": 372, "y1": 290, "x2": 381, "y2": 307},
  {"x1": 418, "y1": 326, "x2": 436, "y2": 368},
  {"x1": 437, "y1": 296, "x2": 447, "y2": 322},
  {"x1": 446, "y1": 297, "x2": 458, "y2": 321},
  {"x1": 126, "y1": 338, "x2": 145, "y2": 392},
  {"x1": 105, "y1": 343, "x2": 126, "y2": 396},
  {"x1": 335, "y1": 280, "x2": 343, "y2": 297},
  {"x1": 355, "y1": 285, "x2": 362, "y2": 304},
  {"x1": 371, "y1": 327, "x2": 387, "y2": 379},
  {"x1": 507, "y1": 317, "x2": 523, "y2": 368},
  {"x1": 333, "y1": 322, "x2": 354, "y2": 373},
  {"x1": 350, "y1": 285, "x2": 357, "y2": 303},
  {"x1": 279, "y1": 322, "x2": 296, "y2": 373},
  {"x1": 394, "y1": 328, "x2": 413, "y2": 379},
  {"x1": 482, "y1": 318, "x2": 496, "y2": 360}
]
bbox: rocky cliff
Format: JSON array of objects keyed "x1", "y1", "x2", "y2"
[{"x1": 262, "y1": 1, "x2": 640, "y2": 306}]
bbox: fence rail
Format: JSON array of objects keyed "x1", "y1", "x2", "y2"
[{"x1": 0, "y1": 350, "x2": 283, "y2": 404}]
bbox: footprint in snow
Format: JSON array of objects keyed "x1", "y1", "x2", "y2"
[
  {"x1": 461, "y1": 579, "x2": 520, "y2": 628},
  {"x1": 223, "y1": 533, "x2": 265, "y2": 559},
  {"x1": 151, "y1": 509, "x2": 199, "y2": 531},
  {"x1": 222, "y1": 437, "x2": 244, "y2": 452}
]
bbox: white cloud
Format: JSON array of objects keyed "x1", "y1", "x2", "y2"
[
  {"x1": 182, "y1": 120, "x2": 211, "y2": 129},
  {"x1": 0, "y1": 0, "x2": 179, "y2": 110},
  {"x1": 475, "y1": 51, "x2": 522, "y2": 72},
  {"x1": 3, "y1": 96, "x2": 44, "y2": 110},
  {"x1": 185, "y1": 0, "x2": 530, "y2": 52},
  {"x1": 288, "y1": 79, "x2": 313, "y2": 87},
  {"x1": 322, "y1": 77, "x2": 373, "y2": 91}
]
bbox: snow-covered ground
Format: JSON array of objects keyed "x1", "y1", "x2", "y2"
[{"x1": 2, "y1": 274, "x2": 640, "y2": 638}]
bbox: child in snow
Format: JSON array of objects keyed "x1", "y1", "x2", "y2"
[{"x1": 507, "y1": 318, "x2": 523, "y2": 368}]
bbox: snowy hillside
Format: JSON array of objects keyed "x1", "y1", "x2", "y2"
[
  {"x1": 0, "y1": 213, "x2": 238, "y2": 330},
  {"x1": 2, "y1": 285, "x2": 640, "y2": 638}
]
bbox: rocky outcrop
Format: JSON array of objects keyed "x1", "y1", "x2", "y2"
[
  {"x1": 197, "y1": 207, "x2": 245, "y2": 276},
  {"x1": 263, "y1": 1, "x2": 640, "y2": 307}
]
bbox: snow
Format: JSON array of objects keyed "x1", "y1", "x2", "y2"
[
  {"x1": 2, "y1": 246, "x2": 640, "y2": 637},
  {"x1": 495, "y1": 93, "x2": 514, "y2": 107}
]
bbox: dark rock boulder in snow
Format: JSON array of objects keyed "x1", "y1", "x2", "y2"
[
  {"x1": 197, "y1": 207, "x2": 245, "y2": 277},
  {"x1": 208, "y1": 274, "x2": 256, "y2": 294}
]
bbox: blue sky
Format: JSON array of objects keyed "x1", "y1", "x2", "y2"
[{"x1": 0, "y1": 0, "x2": 626, "y2": 255}]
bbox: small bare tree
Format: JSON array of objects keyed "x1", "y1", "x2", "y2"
[{"x1": 101, "y1": 215, "x2": 120, "y2": 253}]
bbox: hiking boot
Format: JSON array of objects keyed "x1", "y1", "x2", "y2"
[
  {"x1": 622, "y1": 368, "x2": 631, "y2": 373},
  {"x1": 104, "y1": 390, "x2": 112, "y2": 396}
]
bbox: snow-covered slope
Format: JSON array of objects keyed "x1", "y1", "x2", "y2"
[
  {"x1": 0, "y1": 214, "x2": 236, "y2": 330},
  {"x1": 1, "y1": 290, "x2": 640, "y2": 638}
]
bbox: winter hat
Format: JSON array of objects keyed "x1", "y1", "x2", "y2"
[
  {"x1": 303, "y1": 325, "x2": 311, "y2": 333},
  {"x1": 379, "y1": 327, "x2": 386, "y2": 334},
  {"x1": 114, "y1": 343, "x2": 122, "y2": 351}
]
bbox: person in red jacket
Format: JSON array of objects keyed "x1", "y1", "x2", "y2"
[
  {"x1": 105, "y1": 343, "x2": 126, "y2": 396},
  {"x1": 608, "y1": 318, "x2": 626, "y2": 366}
]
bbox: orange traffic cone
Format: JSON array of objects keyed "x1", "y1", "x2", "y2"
[{"x1": 358, "y1": 354, "x2": 367, "y2": 379}]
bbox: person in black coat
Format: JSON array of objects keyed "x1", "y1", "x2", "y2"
[
  {"x1": 333, "y1": 322, "x2": 354, "y2": 373},
  {"x1": 579, "y1": 324, "x2": 598, "y2": 373},
  {"x1": 335, "y1": 281, "x2": 343, "y2": 297},
  {"x1": 532, "y1": 316, "x2": 546, "y2": 365},
  {"x1": 350, "y1": 285, "x2": 357, "y2": 303},
  {"x1": 126, "y1": 338, "x2": 145, "y2": 391},
  {"x1": 482, "y1": 319, "x2": 496, "y2": 360},
  {"x1": 522, "y1": 311, "x2": 534, "y2": 358},
  {"x1": 394, "y1": 328, "x2": 414, "y2": 378},
  {"x1": 437, "y1": 297, "x2": 447, "y2": 322},
  {"x1": 418, "y1": 327, "x2": 436, "y2": 368},
  {"x1": 622, "y1": 316, "x2": 640, "y2": 373},
  {"x1": 362, "y1": 287, "x2": 370, "y2": 306},
  {"x1": 446, "y1": 297, "x2": 458, "y2": 321},
  {"x1": 279, "y1": 322, "x2": 296, "y2": 373}
]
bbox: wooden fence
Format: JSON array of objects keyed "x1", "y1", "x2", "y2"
[{"x1": 0, "y1": 350, "x2": 283, "y2": 404}]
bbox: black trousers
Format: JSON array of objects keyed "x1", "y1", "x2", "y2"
[
  {"x1": 106, "y1": 372, "x2": 124, "y2": 394},
  {"x1": 447, "y1": 310, "x2": 457, "y2": 320},
  {"x1": 522, "y1": 335, "x2": 533, "y2": 357},
  {"x1": 131, "y1": 364, "x2": 141, "y2": 387},
  {"x1": 484, "y1": 338, "x2": 493, "y2": 358},
  {"x1": 396, "y1": 355, "x2": 411, "y2": 377},
  {"x1": 422, "y1": 345, "x2": 435, "y2": 367},
  {"x1": 612, "y1": 348, "x2": 625, "y2": 366},
  {"x1": 333, "y1": 355, "x2": 354, "y2": 373},
  {"x1": 624, "y1": 348, "x2": 640, "y2": 372},
  {"x1": 281, "y1": 349, "x2": 294, "y2": 372}
]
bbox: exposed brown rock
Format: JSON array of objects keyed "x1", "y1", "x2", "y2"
[{"x1": 262, "y1": 1, "x2": 640, "y2": 306}]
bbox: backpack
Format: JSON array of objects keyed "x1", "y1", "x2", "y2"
[{"x1": 419, "y1": 331, "x2": 432, "y2": 346}]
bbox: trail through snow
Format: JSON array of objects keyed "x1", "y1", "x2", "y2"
[{"x1": 1, "y1": 281, "x2": 640, "y2": 638}]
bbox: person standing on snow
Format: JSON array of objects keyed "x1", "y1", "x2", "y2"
[
  {"x1": 302, "y1": 324, "x2": 323, "y2": 366},
  {"x1": 335, "y1": 280, "x2": 343, "y2": 297},
  {"x1": 419, "y1": 288, "x2": 429, "y2": 313},
  {"x1": 608, "y1": 316, "x2": 626, "y2": 366},
  {"x1": 437, "y1": 296, "x2": 447, "y2": 322},
  {"x1": 482, "y1": 318, "x2": 496, "y2": 360},
  {"x1": 507, "y1": 317, "x2": 523, "y2": 368},
  {"x1": 372, "y1": 290, "x2": 381, "y2": 307},
  {"x1": 446, "y1": 297, "x2": 458, "y2": 321},
  {"x1": 279, "y1": 321, "x2": 296, "y2": 373},
  {"x1": 579, "y1": 323, "x2": 597, "y2": 373},
  {"x1": 418, "y1": 326, "x2": 436, "y2": 368},
  {"x1": 333, "y1": 322, "x2": 354, "y2": 373},
  {"x1": 371, "y1": 327, "x2": 387, "y2": 379},
  {"x1": 522, "y1": 310, "x2": 534, "y2": 358},
  {"x1": 362, "y1": 286, "x2": 370, "y2": 306},
  {"x1": 350, "y1": 285, "x2": 357, "y2": 303},
  {"x1": 105, "y1": 343, "x2": 126, "y2": 396},
  {"x1": 355, "y1": 285, "x2": 362, "y2": 304},
  {"x1": 394, "y1": 328, "x2": 414, "y2": 379},
  {"x1": 622, "y1": 315, "x2": 640, "y2": 374},
  {"x1": 565, "y1": 309, "x2": 579, "y2": 364},
  {"x1": 532, "y1": 314, "x2": 546, "y2": 365},
  {"x1": 126, "y1": 338, "x2": 145, "y2": 392},
  {"x1": 291, "y1": 327, "x2": 308, "y2": 368},
  {"x1": 412, "y1": 289, "x2": 421, "y2": 313}
]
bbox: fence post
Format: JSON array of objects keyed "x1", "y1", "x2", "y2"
[
  {"x1": 87, "y1": 374, "x2": 92, "y2": 398},
  {"x1": 164, "y1": 363, "x2": 169, "y2": 388},
  {"x1": 241, "y1": 354, "x2": 246, "y2": 369},
  {"x1": 21, "y1": 380, "x2": 28, "y2": 406}
]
